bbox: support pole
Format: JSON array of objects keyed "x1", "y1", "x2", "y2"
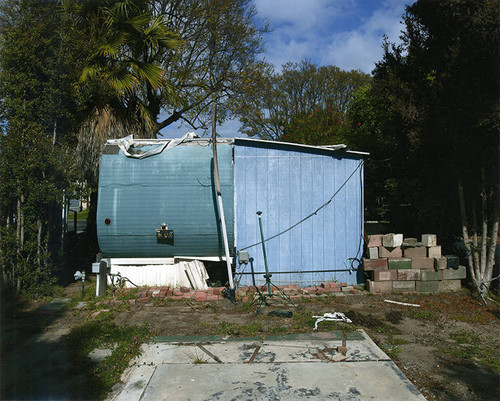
[
  {"x1": 211, "y1": 97, "x2": 235, "y2": 300},
  {"x1": 257, "y1": 211, "x2": 272, "y2": 296}
]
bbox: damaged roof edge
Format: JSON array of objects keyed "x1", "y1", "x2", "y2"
[
  {"x1": 104, "y1": 135, "x2": 369, "y2": 156},
  {"x1": 234, "y1": 137, "x2": 370, "y2": 156}
]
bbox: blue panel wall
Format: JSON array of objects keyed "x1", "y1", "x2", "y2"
[
  {"x1": 97, "y1": 143, "x2": 234, "y2": 257},
  {"x1": 234, "y1": 140, "x2": 364, "y2": 286}
]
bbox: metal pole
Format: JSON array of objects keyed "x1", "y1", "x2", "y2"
[
  {"x1": 256, "y1": 211, "x2": 272, "y2": 296},
  {"x1": 211, "y1": 97, "x2": 235, "y2": 297}
]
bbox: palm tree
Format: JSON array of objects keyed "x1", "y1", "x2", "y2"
[{"x1": 65, "y1": 0, "x2": 182, "y2": 185}]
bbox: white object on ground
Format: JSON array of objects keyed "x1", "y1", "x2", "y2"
[
  {"x1": 384, "y1": 300, "x2": 420, "y2": 307},
  {"x1": 312, "y1": 312, "x2": 352, "y2": 330}
]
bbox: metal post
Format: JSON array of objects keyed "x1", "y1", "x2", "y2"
[
  {"x1": 256, "y1": 211, "x2": 272, "y2": 296},
  {"x1": 211, "y1": 97, "x2": 235, "y2": 300}
]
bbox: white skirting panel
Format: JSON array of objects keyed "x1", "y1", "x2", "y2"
[{"x1": 107, "y1": 259, "x2": 209, "y2": 289}]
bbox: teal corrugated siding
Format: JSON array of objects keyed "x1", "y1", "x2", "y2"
[{"x1": 97, "y1": 143, "x2": 234, "y2": 257}]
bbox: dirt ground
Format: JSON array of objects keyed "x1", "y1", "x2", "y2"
[{"x1": 2, "y1": 284, "x2": 499, "y2": 401}]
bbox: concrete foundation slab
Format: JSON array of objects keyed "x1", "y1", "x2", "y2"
[{"x1": 107, "y1": 331, "x2": 426, "y2": 401}]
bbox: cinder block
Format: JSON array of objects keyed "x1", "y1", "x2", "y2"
[
  {"x1": 403, "y1": 246, "x2": 427, "y2": 258},
  {"x1": 379, "y1": 246, "x2": 403, "y2": 258},
  {"x1": 422, "y1": 234, "x2": 437, "y2": 247},
  {"x1": 392, "y1": 280, "x2": 416, "y2": 292},
  {"x1": 427, "y1": 246, "x2": 442, "y2": 258},
  {"x1": 434, "y1": 257, "x2": 447, "y2": 270},
  {"x1": 367, "y1": 234, "x2": 383, "y2": 248},
  {"x1": 416, "y1": 281, "x2": 439, "y2": 293},
  {"x1": 388, "y1": 258, "x2": 412, "y2": 270},
  {"x1": 363, "y1": 258, "x2": 388, "y2": 271},
  {"x1": 442, "y1": 265, "x2": 467, "y2": 280},
  {"x1": 420, "y1": 269, "x2": 443, "y2": 281},
  {"x1": 438, "y1": 280, "x2": 461, "y2": 292},
  {"x1": 403, "y1": 238, "x2": 418, "y2": 247},
  {"x1": 397, "y1": 269, "x2": 420, "y2": 281},
  {"x1": 383, "y1": 233, "x2": 403, "y2": 248},
  {"x1": 366, "y1": 279, "x2": 392, "y2": 294},
  {"x1": 367, "y1": 247, "x2": 379, "y2": 259},
  {"x1": 372, "y1": 269, "x2": 398, "y2": 281},
  {"x1": 411, "y1": 257, "x2": 435, "y2": 270},
  {"x1": 444, "y1": 255, "x2": 460, "y2": 269}
]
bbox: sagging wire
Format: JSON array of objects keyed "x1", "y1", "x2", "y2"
[{"x1": 239, "y1": 160, "x2": 365, "y2": 252}]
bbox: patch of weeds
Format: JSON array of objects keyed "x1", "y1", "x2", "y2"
[
  {"x1": 238, "y1": 301, "x2": 255, "y2": 312},
  {"x1": 270, "y1": 325, "x2": 288, "y2": 334},
  {"x1": 192, "y1": 355, "x2": 209, "y2": 364},
  {"x1": 412, "y1": 309, "x2": 438, "y2": 321},
  {"x1": 380, "y1": 344, "x2": 402, "y2": 359},
  {"x1": 151, "y1": 297, "x2": 166, "y2": 306},
  {"x1": 66, "y1": 285, "x2": 99, "y2": 310},
  {"x1": 448, "y1": 312, "x2": 490, "y2": 323},
  {"x1": 214, "y1": 321, "x2": 263, "y2": 337},
  {"x1": 441, "y1": 330, "x2": 500, "y2": 373},
  {"x1": 115, "y1": 287, "x2": 139, "y2": 301},
  {"x1": 386, "y1": 337, "x2": 409, "y2": 346},
  {"x1": 291, "y1": 309, "x2": 317, "y2": 330},
  {"x1": 450, "y1": 330, "x2": 480, "y2": 345},
  {"x1": 65, "y1": 314, "x2": 151, "y2": 399}
]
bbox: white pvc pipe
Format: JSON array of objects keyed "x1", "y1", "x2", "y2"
[{"x1": 217, "y1": 193, "x2": 235, "y2": 290}]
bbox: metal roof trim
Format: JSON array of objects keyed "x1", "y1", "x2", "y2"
[{"x1": 234, "y1": 137, "x2": 369, "y2": 156}]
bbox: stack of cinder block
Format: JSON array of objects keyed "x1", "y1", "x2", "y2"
[{"x1": 363, "y1": 233, "x2": 466, "y2": 294}]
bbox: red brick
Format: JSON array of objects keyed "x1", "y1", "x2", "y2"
[
  {"x1": 363, "y1": 258, "x2": 388, "y2": 271},
  {"x1": 194, "y1": 292, "x2": 208, "y2": 302},
  {"x1": 315, "y1": 288, "x2": 326, "y2": 295},
  {"x1": 367, "y1": 234, "x2": 383, "y2": 247},
  {"x1": 180, "y1": 286, "x2": 191, "y2": 293},
  {"x1": 321, "y1": 282, "x2": 341, "y2": 289},
  {"x1": 207, "y1": 294, "x2": 221, "y2": 301},
  {"x1": 171, "y1": 295, "x2": 184, "y2": 300},
  {"x1": 136, "y1": 297, "x2": 151, "y2": 303},
  {"x1": 379, "y1": 246, "x2": 403, "y2": 258}
]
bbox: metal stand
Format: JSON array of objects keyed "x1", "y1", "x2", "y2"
[{"x1": 255, "y1": 211, "x2": 296, "y2": 309}]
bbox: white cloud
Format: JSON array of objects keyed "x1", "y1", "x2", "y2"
[{"x1": 255, "y1": 0, "x2": 413, "y2": 73}]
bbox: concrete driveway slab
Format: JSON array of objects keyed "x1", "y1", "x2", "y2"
[{"x1": 107, "y1": 330, "x2": 426, "y2": 401}]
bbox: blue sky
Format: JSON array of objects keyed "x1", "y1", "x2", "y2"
[{"x1": 160, "y1": 0, "x2": 415, "y2": 139}]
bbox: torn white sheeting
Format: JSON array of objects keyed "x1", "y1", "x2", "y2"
[
  {"x1": 109, "y1": 132, "x2": 198, "y2": 159},
  {"x1": 384, "y1": 300, "x2": 420, "y2": 307},
  {"x1": 108, "y1": 260, "x2": 209, "y2": 289},
  {"x1": 312, "y1": 313, "x2": 352, "y2": 330}
]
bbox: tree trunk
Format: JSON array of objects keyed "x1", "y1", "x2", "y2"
[
  {"x1": 458, "y1": 179, "x2": 476, "y2": 283},
  {"x1": 37, "y1": 219, "x2": 43, "y2": 271}
]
